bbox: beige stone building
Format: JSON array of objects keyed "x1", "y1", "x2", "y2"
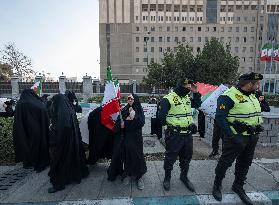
[{"x1": 99, "y1": 0, "x2": 279, "y2": 90}]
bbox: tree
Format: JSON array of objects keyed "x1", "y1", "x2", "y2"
[
  {"x1": 195, "y1": 38, "x2": 239, "y2": 85},
  {"x1": 0, "y1": 63, "x2": 13, "y2": 81},
  {"x1": 143, "y1": 44, "x2": 195, "y2": 89},
  {"x1": 1, "y1": 43, "x2": 35, "y2": 81}
]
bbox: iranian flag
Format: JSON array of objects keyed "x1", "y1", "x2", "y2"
[
  {"x1": 101, "y1": 67, "x2": 121, "y2": 131},
  {"x1": 31, "y1": 80, "x2": 42, "y2": 96},
  {"x1": 260, "y1": 43, "x2": 272, "y2": 61},
  {"x1": 274, "y1": 44, "x2": 279, "y2": 62},
  {"x1": 196, "y1": 82, "x2": 218, "y2": 96}
]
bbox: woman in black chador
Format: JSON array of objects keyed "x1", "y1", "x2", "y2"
[
  {"x1": 48, "y1": 94, "x2": 88, "y2": 193},
  {"x1": 13, "y1": 89, "x2": 49, "y2": 172},
  {"x1": 108, "y1": 94, "x2": 147, "y2": 190}
]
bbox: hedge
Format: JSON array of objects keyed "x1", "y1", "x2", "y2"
[{"x1": 0, "y1": 117, "x2": 15, "y2": 164}]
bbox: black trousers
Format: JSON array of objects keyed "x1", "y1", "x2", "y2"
[
  {"x1": 215, "y1": 135, "x2": 258, "y2": 185},
  {"x1": 212, "y1": 121, "x2": 223, "y2": 151},
  {"x1": 164, "y1": 131, "x2": 193, "y2": 174}
]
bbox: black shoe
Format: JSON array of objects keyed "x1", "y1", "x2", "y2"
[
  {"x1": 180, "y1": 175, "x2": 195, "y2": 192},
  {"x1": 232, "y1": 184, "x2": 253, "y2": 205},
  {"x1": 212, "y1": 183, "x2": 222, "y2": 201},
  {"x1": 163, "y1": 178, "x2": 170, "y2": 191},
  {"x1": 48, "y1": 186, "x2": 65, "y2": 193},
  {"x1": 209, "y1": 150, "x2": 219, "y2": 158}
]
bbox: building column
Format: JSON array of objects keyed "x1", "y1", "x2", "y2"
[
  {"x1": 82, "y1": 75, "x2": 93, "y2": 99},
  {"x1": 59, "y1": 75, "x2": 66, "y2": 94},
  {"x1": 11, "y1": 76, "x2": 19, "y2": 97}
]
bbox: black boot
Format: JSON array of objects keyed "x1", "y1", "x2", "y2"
[
  {"x1": 180, "y1": 172, "x2": 195, "y2": 192},
  {"x1": 212, "y1": 177, "x2": 222, "y2": 201},
  {"x1": 163, "y1": 171, "x2": 171, "y2": 191},
  {"x1": 232, "y1": 183, "x2": 253, "y2": 205},
  {"x1": 209, "y1": 150, "x2": 219, "y2": 158},
  {"x1": 48, "y1": 185, "x2": 65, "y2": 193}
]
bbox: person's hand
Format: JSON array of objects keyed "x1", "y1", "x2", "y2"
[{"x1": 3, "y1": 103, "x2": 7, "y2": 108}]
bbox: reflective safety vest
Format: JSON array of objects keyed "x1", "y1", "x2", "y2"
[
  {"x1": 164, "y1": 91, "x2": 193, "y2": 128},
  {"x1": 223, "y1": 86, "x2": 263, "y2": 135}
]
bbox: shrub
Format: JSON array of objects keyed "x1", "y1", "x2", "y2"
[{"x1": 0, "y1": 117, "x2": 15, "y2": 164}]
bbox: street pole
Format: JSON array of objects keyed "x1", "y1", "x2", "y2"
[{"x1": 263, "y1": 61, "x2": 266, "y2": 94}]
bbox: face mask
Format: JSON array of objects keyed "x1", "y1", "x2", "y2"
[{"x1": 73, "y1": 102, "x2": 77, "y2": 105}]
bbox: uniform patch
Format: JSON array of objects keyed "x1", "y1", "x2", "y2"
[
  {"x1": 219, "y1": 104, "x2": 226, "y2": 110},
  {"x1": 173, "y1": 96, "x2": 181, "y2": 106},
  {"x1": 235, "y1": 94, "x2": 248, "y2": 103}
]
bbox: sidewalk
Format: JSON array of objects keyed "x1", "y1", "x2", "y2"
[{"x1": 0, "y1": 159, "x2": 278, "y2": 205}]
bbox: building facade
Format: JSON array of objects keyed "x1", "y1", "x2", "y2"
[{"x1": 99, "y1": 0, "x2": 279, "y2": 88}]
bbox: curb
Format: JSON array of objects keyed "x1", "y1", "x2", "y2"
[{"x1": 1, "y1": 191, "x2": 278, "y2": 205}]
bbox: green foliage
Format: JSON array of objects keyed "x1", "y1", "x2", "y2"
[
  {"x1": 0, "y1": 117, "x2": 15, "y2": 164},
  {"x1": 143, "y1": 39, "x2": 239, "y2": 88},
  {"x1": 195, "y1": 38, "x2": 239, "y2": 85},
  {"x1": 265, "y1": 95, "x2": 279, "y2": 107}
]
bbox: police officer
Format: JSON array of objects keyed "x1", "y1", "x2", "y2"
[
  {"x1": 212, "y1": 72, "x2": 264, "y2": 205},
  {"x1": 158, "y1": 78, "x2": 201, "y2": 191}
]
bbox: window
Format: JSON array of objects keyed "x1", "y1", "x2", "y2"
[
  {"x1": 250, "y1": 37, "x2": 255, "y2": 42},
  {"x1": 220, "y1": 37, "x2": 224, "y2": 42},
  {"x1": 237, "y1": 17, "x2": 241, "y2": 22},
  {"x1": 236, "y1": 27, "x2": 239, "y2": 32},
  {"x1": 182, "y1": 27, "x2": 186, "y2": 31},
  {"x1": 242, "y1": 47, "x2": 246, "y2": 53},
  {"x1": 221, "y1": 27, "x2": 224, "y2": 32},
  {"x1": 236, "y1": 37, "x2": 239, "y2": 42},
  {"x1": 136, "y1": 58, "x2": 139, "y2": 62},
  {"x1": 159, "y1": 27, "x2": 162, "y2": 32},
  {"x1": 250, "y1": 47, "x2": 254, "y2": 52},
  {"x1": 136, "y1": 27, "x2": 140, "y2": 31},
  {"x1": 136, "y1": 37, "x2": 139, "y2": 42},
  {"x1": 151, "y1": 47, "x2": 154, "y2": 52},
  {"x1": 151, "y1": 37, "x2": 155, "y2": 42},
  {"x1": 236, "y1": 5, "x2": 242, "y2": 10},
  {"x1": 252, "y1": 17, "x2": 256, "y2": 22},
  {"x1": 197, "y1": 47, "x2": 201, "y2": 52},
  {"x1": 144, "y1": 37, "x2": 149, "y2": 42},
  {"x1": 136, "y1": 47, "x2": 139, "y2": 52},
  {"x1": 198, "y1": 27, "x2": 201, "y2": 31},
  {"x1": 244, "y1": 5, "x2": 249, "y2": 10},
  {"x1": 235, "y1": 47, "x2": 239, "y2": 53},
  {"x1": 251, "y1": 27, "x2": 255, "y2": 32},
  {"x1": 182, "y1": 5, "x2": 187, "y2": 12},
  {"x1": 198, "y1": 37, "x2": 201, "y2": 42},
  {"x1": 228, "y1": 27, "x2": 232, "y2": 32},
  {"x1": 144, "y1": 27, "x2": 148, "y2": 31},
  {"x1": 205, "y1": 37, "x2": 208, "y2": 42},
  {"x1": 150, "y1": 58, "x2": 154, "y2": 63},
  {"x1": 159, "y1": 37, "x2": 163, "y2": 42},
  {"x1": 244, "y1": 27, "x2": 247, "y2": 32},
  {"x1": 143, "y1": 58, "x2": 148, "y2": 62},
  {"x1": 159, "y1": 47, "x2": 163, "y2": 52},
  {"x1": 135, "y1": 16, "x2": 139, "y2": 21},
  {"x1": 174, "y1": 37, "x2": 179, "y2": 43},
  {"x1": 167, "y1": 37, "x2": 171, "y2": 42},
  {"x1": 190, "y1": 37, "x2": 193, "y2": 42},
  {"x1": 243, "y1": 37, "x2": 247, "y2": 42},
  {"x1": 144, "y1": 47, "x2": 147, "y2": 52},
  {"x1": 167, "y1": 27, "x2": 171, "y2": 32},
  {"x1": 182, "y1": 37, "x2": 186, "y2": 42},
  {"x1": 175, "y1": 27, "x2": 178, "y2": 32},
  {"x1": 151, "y1": 27, "x2": 155, "y2": 31},
  {"x1": 242, "y1": 57, "x2": 246, "y2": 62},
  {"x1": 228, "y1": 37, "x2": 232, "y2": 42},
  {"x1": 244, "y1": 17, "x2": 248, "y2": 22},
  {"x1": 249, "y1": 57, "x2": 253, "y2": 62}
]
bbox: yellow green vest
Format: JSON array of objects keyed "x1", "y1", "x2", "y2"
[
  {"x1": 223, "y1": 86, "x2": 263, "y2": 135},
  {"x1": 164, "y1": 91, "x2": 193, "y2": 128}
]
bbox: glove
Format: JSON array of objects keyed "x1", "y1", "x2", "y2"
[
  {"x1": 129, "y1": 110, "x2": 135, "y2": 120},
  {"x1": 189, "y1": 123, "x2": 197, "y2": 134}
]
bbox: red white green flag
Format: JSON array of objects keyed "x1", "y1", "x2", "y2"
[
  {"x1": 31, "y1": 80, "x2": 42, "y2": 96},
  {"x1": 101, "y1": 67, "x2": 121, "y2": 131},
  {"x1": 260, "y1": 43, "x2": 272, "y2": 61},
  {"x1": 274, "y1": 44, "x2": 279, "y2": 62}
]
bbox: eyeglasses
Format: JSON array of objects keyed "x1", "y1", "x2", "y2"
[{"x1": 127, "y1": 97, "x2": 134, "y2": 101}]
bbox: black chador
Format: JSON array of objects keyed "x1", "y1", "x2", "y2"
[
  {"x1": 13, "y1": 89, "x2": 49, "y2": 172},
  {"x1": 48, "y1": 94, "x2": 88, "y2": 193},
  {"x1": 87, "y1": 106, "x2": 115, "y2": 165}
]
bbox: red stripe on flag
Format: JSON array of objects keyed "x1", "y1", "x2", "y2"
[{"x1": 101, "y1": 98, "x2": 120, "y2": 131}]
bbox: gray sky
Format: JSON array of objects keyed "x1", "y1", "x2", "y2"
[{"x1": 0, "y1": 0, "x2": 99, "y2": 80}]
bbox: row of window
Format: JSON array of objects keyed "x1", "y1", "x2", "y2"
[
  {"x1": 136, "y1": 26, "x2": 256, "y2": 33},
  {"x1": 136, "y1": 36, "x2": 255, "y2": 43},
  {"x1": 141, "y1": 15, "x2": 203, "y2": 22},
  {"x1": 136, "y1": 46, "x2": 255, "y2": 54},
  {"x1": 140, "y1": 4, "x2": 264, "y2": 13}
]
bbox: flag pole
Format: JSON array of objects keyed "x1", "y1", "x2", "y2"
[
  {"x1": 274, "y1": 62, "x2": 278, "y2": 94},
  {"x1": 263, "y1": 61, "x2": 266, "y2": 94},
  {"x1": 268, "y1": 43, "x2": 273, "y2": 95}
]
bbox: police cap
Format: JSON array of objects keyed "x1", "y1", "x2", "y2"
[{"x1": 238, "y1": 72, "x2": 263, "y2": 81}]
